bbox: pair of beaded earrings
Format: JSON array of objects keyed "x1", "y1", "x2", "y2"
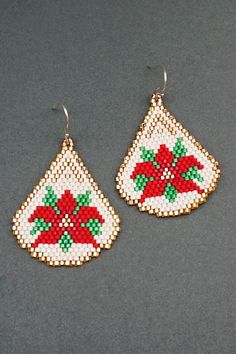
[{"x1": 12, "y1": 66, "x2": 220, "y2": 266}]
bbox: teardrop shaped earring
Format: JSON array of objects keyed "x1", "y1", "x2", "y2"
[
  {"x1": 13, "y1": 103, "x2": 120, "y2": 266},
  {"x1": 116, "y1": 65, "x2": 220, "y2": 216}
]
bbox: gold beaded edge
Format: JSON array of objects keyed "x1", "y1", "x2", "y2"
[
  {"x1": 116, "y1": 94, "x2": 221, "y2": 217},
  {"x1": 13, "y1": 139, "x2": 120, "y2": 266}
]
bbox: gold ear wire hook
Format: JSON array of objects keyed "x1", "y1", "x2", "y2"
[
  {"x1": 52, "y1": 102, "x2": 70, "y2": 140},
  {"x1": 147, "y1": 64, "x2": 168, "y2": 96}
]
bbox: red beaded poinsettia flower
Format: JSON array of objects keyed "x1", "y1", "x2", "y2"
[
  {"x1": 28, "y1": 187, "x2": 104, "y2": 251},
  {"x1": 131, "y1": 137, "x2": 204, "y2": 203}
]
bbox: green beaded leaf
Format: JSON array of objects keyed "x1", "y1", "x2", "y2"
[
  {"x1": 182, "y1": 166, "x2": 204, "y2": 182},
  {"x1": 81, "y1": 218, "x2": 102, "y2": 236},
  {"x1": 134, "y1": 174, "x2": 154, "y2": 192},
  {"x1": 139, "y1": 147, "x2": 160, "y2": 168},
  {"x1": 30, "y1": 218, "x2": 52, "y2": 235},
  {"x1": 140, "y1": 147, "x2": 156, "y2": 162},
  {"x1": 58, "y1": 231, "x2": 73, "y2": 252},
  {"x1": 73, "y1": 190, "x2": 92, "y2": 214},
  {"x1": 43, "y1": 186, "x2": 59, "y2": 213},
  {"x1": 163, "y1": 183, "x2": 178, "y2": 203},
  {"x1": 172, "y1": 137, "x2": 187, "y2": 166}
]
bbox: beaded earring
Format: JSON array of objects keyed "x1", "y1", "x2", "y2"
[
  {"x1": 13, "y1": 103, "x2": 120, "y2": 266},
  {"x1": 116, "y1": 66, "x2": 220, "y2": 216}
]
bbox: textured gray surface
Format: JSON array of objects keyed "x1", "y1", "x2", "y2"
[{"x1": 0, "y1": 0, "x2": 235, "y2": 353}]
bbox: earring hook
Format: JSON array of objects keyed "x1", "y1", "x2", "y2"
[
  {"x1": 52, "y1": 102, "x2": 70, "y2": 140},
  {"x1": 147, "y1": 64, "x2": 168, "y2": 96}
]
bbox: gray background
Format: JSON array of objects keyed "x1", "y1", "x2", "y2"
[{"x1": 0, "y1": 0, "x2": 235, "y2": 353}]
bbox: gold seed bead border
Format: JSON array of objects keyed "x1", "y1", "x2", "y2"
[
  {"x1": 13, "y1": 138, "x2": 120, "y2": 266},
  {"x1": 116, "y1": 94, "x2": 221, "y2": 217}
]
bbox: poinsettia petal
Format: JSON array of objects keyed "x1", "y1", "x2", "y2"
[
  {"x1": 57, "y1": 190, "x2": 77, "y2": 215},
  {"x1": 28, "y1": 206, "x2": 56, "y2": 223},
  {"x1": 155, "y1": 144, "x2": 174, "y2": 167},
  {"x1": 175, "y1": 155, "x2": 204, "y2": 174},
  {"x1": 74, "y1": 206, "x2": 105, "y2": 224},
  {"x1": 31, "y1": 226, "x2": 62, "y2": 248},
  {"x1": 139, "y1": 179, "x2": 167, "y2": 203},
  {"x1": 130, "y1": 162, "x2": 157, "y2": 179},
  {"x1": 171, "y1": 175, "x2": 203, "y2": 194},
  {"x1": 70, "y1": 226, "x2": 99, "y2": 248}
]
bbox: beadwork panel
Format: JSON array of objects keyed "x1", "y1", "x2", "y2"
[
  {"x1": 116, "y1": 94, "x2": 220, "y2": 216},
  {"x1": 13, "y1": 139, "x2": 120, "y2": 266}
]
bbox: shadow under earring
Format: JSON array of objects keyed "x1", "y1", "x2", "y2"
[
  {"x1": 116, "y1": 66, "x2": 220, "y2": 217},
  {"x1": 13, "y1": 103, "x2": 120, "y2": 266}
]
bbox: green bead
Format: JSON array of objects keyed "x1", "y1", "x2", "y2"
[
  {"x1": 140, "y1": 147, "x2": 156, "y2": 162},
  {"x1": 182, "y1": 166, "x2": 204, "y2": 182},
  {"x1": 43, "y1": 186, "x2": 58, "y2": 212},
  {"x1": 172, "y1": 137, "x2": 187, "y2": 161},
  {"x1": 58, "y1": 232, "x2": 73, "y2": 252},
  {"x1": 81, "y1": 218, "x2": 102, "y2": 236},
  {"x1": 164, "y1": 183, "x2": 178, "y2": 203},
  {"x1": 30, "y1": 217, "x2": 52, "y2": 236},
  {"x1": 75, "y1": 191, "x2": 92, "y2": 212}
]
